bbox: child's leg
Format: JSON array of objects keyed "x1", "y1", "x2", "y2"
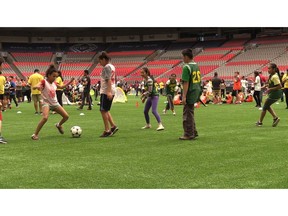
[
  {"x1": 33, "y1": 105, "x2": 50, "y2": 136},
  {"x1": 54, "y1": 106, "x2": 69, "y2": 126}
]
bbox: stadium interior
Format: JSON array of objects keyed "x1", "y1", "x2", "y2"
[{"x1": 1, "y1": 27, "x2": 288, "y2": 85}]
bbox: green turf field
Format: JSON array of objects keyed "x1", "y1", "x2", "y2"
[{"x1": 1, "y1": 95, "x2": 288, "y2": 188}]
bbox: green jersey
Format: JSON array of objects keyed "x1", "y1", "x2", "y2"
[
  {"x1": 181, "y1": 62, "x2": 202, "y2": 104},
  {"x1": 144, "y1": 76, "x2": 159, "y2": 97},
  {"x1": 165, "y1": 79, "x2": 178, "y2": 96},
  {"x1": 268, "y1": 73, "x2": 282, "y2": 100}
]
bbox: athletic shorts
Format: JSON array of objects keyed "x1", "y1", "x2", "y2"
[
  {"x1": 32, "y1": 94, "x2": 42, "y2": 103},
  {"x1": 232, "y1": 90, "x2": 239, "y2": 97},
  {"x1": 0, "y1": 94, "x2": 3, "y2": 100},
  {"x1": 42, "y1": 103, "x2": 60, "y2": 111},
  {"x1": 262, "y1": 98, "x2": 279, "y2": 111},
  {"x1": 100, "y1": 94, "x2": 114, "y2": 111}
]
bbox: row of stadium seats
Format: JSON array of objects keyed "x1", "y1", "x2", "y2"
[{"x1": 11, "y1": 52, "x2": 53, "y2": 62}]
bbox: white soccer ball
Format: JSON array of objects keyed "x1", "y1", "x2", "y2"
[{"x1": 70, "y1": 126, "x2": 82, "y2": 138}]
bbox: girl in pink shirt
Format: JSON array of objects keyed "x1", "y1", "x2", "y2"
[{"x1": 31, "y1": 65, "x2": 74, "y2": 140}]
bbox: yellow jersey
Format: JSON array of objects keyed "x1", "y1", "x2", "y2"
[
  {"x1": 0, "y1": 75, "x2": 6, "y2": 94},
  {"x1": 282, "y1": 74, "x2": 288, "y2": 89},
  {"x1": 28, "y1": 73, "x2": 44, "y2": 95},
  {"x1": 55, "y1": 76, "x2": 63, "y2": 91}
]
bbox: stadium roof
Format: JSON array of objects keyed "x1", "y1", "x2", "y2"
[{"x1": 0, "y1": 27, "x2": 270, "y2": 37}]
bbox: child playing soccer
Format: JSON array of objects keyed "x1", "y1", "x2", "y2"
[
  {"x1": 31, "y1": 64, "x2": 74, "y2": 140},
  {"x1": 255, "y1": 63, "x2": 282, "y2": 127}
]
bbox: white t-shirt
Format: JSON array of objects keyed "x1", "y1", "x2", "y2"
[
  {"x1": 254, "y1": 76, "x2": 261, "y2": 91},
  {"x1": 100, "y1": 63, "x2": 116, "y2": 95},
  {"x1": 40, "y1": 79, "x2": 59, "y2": 106}
]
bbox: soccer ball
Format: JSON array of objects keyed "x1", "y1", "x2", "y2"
[{"x1": 70, "y1": 126, "x2": 82, "y2": 138}]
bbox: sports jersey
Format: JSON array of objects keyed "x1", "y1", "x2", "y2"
[
  {"x1": 233, "y1": 75, "x2": 241, "y2": 90},
  {"x1": 282, "y1": 74, "x2": 288, "y2": 89},
  {"x1": 9, "y1": 81, "x2": 16, "y2": 95},
  {"x1": 181, "y1": 62, "x2": 202, "y2": 104},
  {"x1": 40, "y1": 79, "x2": 59, "y2": 106},
  {"x1": 143, "y1": 76, "x2": 159, "y2": 97},
  {"x1": 28, "y1": 73, "x2": 44, "y2": 95},
  {"x1": 55, "y1": 76, "x2": 63, "y2": 91},
  {"x1": 100, "y1": 63, "x2": 116, "y2": 95},
  {"x1": 268, "y1": 73, "x2": 282, "y2": 99},
  {"x1": 165, "y1": 79, "x2": 178, "y2": 96},
  {"x1": 0, "y1": 75, "x2": 5, "y2": 95}
]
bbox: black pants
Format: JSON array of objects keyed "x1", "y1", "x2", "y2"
[
  {"x1": 253, "y1": 90, "x2": 261, "y2": 107},
  {"x1": 56, "y1": 90, "x2": 63, "y2": 106},
  {"x1": 10, "y1": 94, "x2": 18, "y2": 107},
  {"x1": 80, "y1": 91, "x2": 92, "y2": 109},
  {"x1": 284, "y1": 88, "x2": 288, "y2": 108}
]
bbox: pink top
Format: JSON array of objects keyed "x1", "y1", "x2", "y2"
[{"x1": 40, "y1": 79, "x2": 59, "y2": 106}]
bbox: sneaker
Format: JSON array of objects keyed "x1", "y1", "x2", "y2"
[
  {"x1": 272, "y1": 117, "x2": 280, "y2": 127},
  {"x1": 99, "y1": 131, "x2": 112, "y2": 137},
  {"x1": 258, "y1": 107, "x2": 263, "y2": 110},
  {"x1": 34, "y1": 112, "x2": 39, "y2": 115},
  {"x1": 156, "y1": 124, "x2": 164, "y2": 131},
  {"x1": 111, "y1": 126, "x2": 119, "y2": 135},
  {"x1": 87, "y1": 107, "x2": 92, "y2": 110},
  {"x1": 141, "y1": 124, "x2": 151, "y2": 129},
  {"x1": 172, "y1": 111, "x2": 176, "y2": 116},
  {"x1": 77, "y1": 107, "x2": 83, "y2": 110},
  {"x1": 179, "y1": 136, "x2": 195, "y2": 140},
  {"x1": 55, "y1": 123, "x2": 64, "y2": 134},
  {"x1": 31, "y1": 134, "x2": 39, "y2": 140},
  {"x1": 255, "y1": 121, "x2": 263, "y2": 127},
  {"x1": 0, "y1": 136, "x2": 8, "y2": 144},
  {"x1": 162, "y1": 109, "x2": 166, "y2": 114}
]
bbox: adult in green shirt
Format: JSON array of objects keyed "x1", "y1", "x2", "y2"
[{"x1": 179, "y1": 48, "x2": 201, "y2": 140}]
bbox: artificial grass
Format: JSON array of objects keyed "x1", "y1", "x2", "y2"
[{"x1": 1, "y1": 95, "x2": 288, "y2": 188}]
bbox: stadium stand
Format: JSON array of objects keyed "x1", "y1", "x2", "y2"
[{"x1": 1, "y1": 35, "x2": 288, "y2": 84}]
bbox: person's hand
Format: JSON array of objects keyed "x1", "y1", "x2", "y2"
[
  {"x1": 107, "y1": 92, "x2": 113, "y2": 100},
  {"x1": 182, "y1": 96, "x2": 186, "y2": 105}
]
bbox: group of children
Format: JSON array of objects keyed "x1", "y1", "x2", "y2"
[{"x1": 0, "y1": 50, "x2": 283, "y2": 144}]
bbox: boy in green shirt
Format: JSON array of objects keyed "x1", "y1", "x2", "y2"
[{"x1": 179, "y1": 48, "x2": 201, "y2": 140}]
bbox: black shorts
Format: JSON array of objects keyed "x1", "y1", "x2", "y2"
[
  {"x1": 0, "y1": 94, "x2": 3, "y2": 100},
  {"x1": 232, "y1": 90, "x2": 239, "y2": 97},
  {"x1": 100, "y1": 94, "x2": 114, "y2": 111}
]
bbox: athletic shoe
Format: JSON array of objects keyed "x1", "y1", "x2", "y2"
[
  {"x1": 110, "y1": 126, "x2": 119, "y2": 135},
  {"x1": 162, "y1": 109, "x2": 166, "y2": 114},
  {"x1": 0, "y1": 136, "x2": 8, "y2": 144},
  {"x1": 156, "y1": 124, "x2": 164, "y2": 131},
  {"x1": 55, "y1": 123, "x2": 64, "y2": 134},
  {"x1": 141, "y1": 124, "x2": 151, "y2": 129},
  {"x1": 34, "y1": 112, "x2": 39, "y2": 115},
  {"x1": 31, "y1": 134, "x2": 39, "y2": 140},
  {"x1": 179, "y1": 136, "x2": 195, "y2": 140},
  {"x1": 173, "y1": 111, "x2": 176, "y2": 116},
  {"x1": 87, "y1": 107, "x2": 92, "y2": 110},
  {"x1": 255, "y1": 121, "x2": 263, "y2": 127},
  {"x1": 77, "y1": 107, "x2": 83, "y2": 110},
  {"x1": 99, "y1": 131, "x2": 112, "y2": 137},
  {"x1": 258, "y1": 107, "x2": 263, "y2": 110},
  {"x1": 272, "y1": 117, "x2": 280, "y2": 127}
]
